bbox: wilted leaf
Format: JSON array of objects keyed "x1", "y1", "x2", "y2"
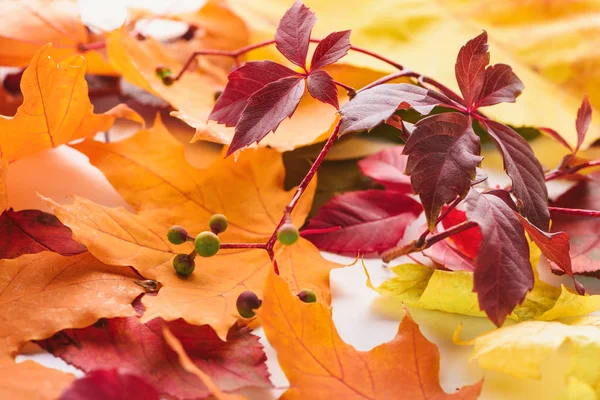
[
  {"x1": 0, "y1": 360, "x2": 75, "y2": 400},
  {"x1": 59, "y1": 370, "x2": 159, "y2": 400},
  {"x1": 306, "y1": 69, "x2": 339, "y2": 109},
  {"x1": 0, "y1": 44, "x2": 142, "y2": 163},
  {"x1": 0, "y1": 252, "x2": 142, "y2": 362},
  {"x1": 302, "y1": 190, "x2": 422, "y2": 256},
  {"x1": 274, "y1": 0, "x2": 316, "y2": 68},
  {"x1": 0, "y1": 209, "x2": 86, "y2": 259},
  {"x1": 357, "y1": 146, "x2": 412, "y2": 193},
  {"x1": 39, "y1": 318, "x2": 270, "y2": 399},
  {"x1": 259, "y1": 269, "x2": 483, "y2": 399},
  {"x1": 309, "y1": 30, "x2": 351, "y2": 71}
]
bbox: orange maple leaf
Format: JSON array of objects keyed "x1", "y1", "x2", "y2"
[
  {"x1": 259, "y1": 270, "x2": 484, "y2": 400},
  {"x1": 41, "y1": 118, "x2": 338, "y2": 339},
  {"x1": 0, "y1": 360, "x2": 75, "y2": 400},
  {"x1": 0, "y1": 44, "x2": 142, "y2": 163}
]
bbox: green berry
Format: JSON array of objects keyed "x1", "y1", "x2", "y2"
[
  {"x1": 297, "y1": 288, "x2": 317, "y2": 303},
  {"x1": 236, "y1": 291, "x2": 262, "y2": 318},
  {"x1": 194, "y1": 231, "x2": 220, "y2": 257},
  {"x1": 209, "y1": 214, "x2": 228, "y2": 234},
  {"x1": 167, "y1": 225, "x2": 188, "y2": 245},
  {"x1": 173, "y1": 254, "x2": 195, "y2": 276},
  {"x1": 277, "y1": 223, "x2": 299, "y2": 246},
  {"x1": 155, "y1": 66, "x2": 174, "y2": 86}
]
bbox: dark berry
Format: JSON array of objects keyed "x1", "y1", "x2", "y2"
[
  {"x1": 194, "y1": 231, "x2": 220, "y2": 257},
  {"x1": 297, "y1": 288, "x2": 317, "y2": 303},
  {"x1": 173, "y1": 254, "x2": 195, "y2": 276},
  {"x1": 277, "y1": 223, "x2": 299, "y2": 246},
  {"x1": 209, "y1": 214, "x2": 228, "y2": 234},
  {"x1": 236, "y1": 291, "x2": 262, "y2": 318},
  {"x1": 155, "y1": 66, "x2": 174, "y2": 86},
  {"x1": 167, "y1": 225, "x2": 189, "y2": 245}
]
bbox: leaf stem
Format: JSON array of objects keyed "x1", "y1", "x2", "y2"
[
  {"x1": 300, "y1": 226, "x2": 342, "y2": 236},
  {"x1": 545, "y1": 159, "x2": 600, "y2": 181},
  {"x1": 220, "y1": 243, "x2": 267, "y2": 249},
  {"x1": 549, "y1": 206, "x2": 600, "y2": 217},
  {"x1": 333, "y1": 80, "x2": 356, "y2": 97}
]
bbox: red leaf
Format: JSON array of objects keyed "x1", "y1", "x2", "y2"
[
  {"x1": 302, "y1": 190, "x2": 422, "y2": 256},
  {"x1": 515, "y1": 212, "x2": 584, "y2": 295},
  {"x1": 403, "y1": 113, "x2": 482, "y2": 230},
  {"x1": 310, "y1": 30, "x2": 351, "y2": 70},
  {"x1": 424, "y1": 239, "x2": 475, "y2": 271},
  {"x1": 60, "y1": 370, "x2": 159, "y2": 400},
  {"x1": 455, "y1": 32, "x2": 489, "y2": 108},
  {"x1": 484, "y1": 121, "x2": 550, "y2": 231},
  {"x1": 274, "y1": 0, "x2": 316, "y2": 68},
  {"x1": 339, "y1": 84, "x2": 449, "y2": 135},
  {"x1": 39, "y1": 317, "x2": 271, "y2": 399},
  {"x1": 0, "y1": 209, "x2": 86, "y2": 259},
  {"x1": 227, "y1": 76, "x2": 305, "y2": 156},
  {"x1": 466, "y1": 189, "x2": 533, "y2": 326},
  {"x1": 357, "y1": 146, "x2": 412, "y2": 193},
  {"x1": 575, "y1": 94, "x2": 592, "y2": 153},
  {"x1": 475, "y1": 64, "x2": 523, "y2": 108},
  {"x1": 306, "y1": 69, "x2": 339, "y2": 108},
  {"x1": 538, "y1": 127, "x2": 573, "y2": 151},
  {"x1": 209, "y1": 61, "x2": 298, "y2": 126}
]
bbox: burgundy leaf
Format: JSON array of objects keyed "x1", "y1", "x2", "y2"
[
  {"x1": 0, "y1": 209, "x2": 86, "y2": 259},
  {"x1": 209, "y1": 61, "x2": 298, "y2": 126},
  {"x1": 60, "y1": 370, "x2": 159, "y2": 400},
  {"x1": 306, "y1": 69, "x2": 339, "y2": 108},
  {"x1": 466, "y1": 189, "x2": 533, "y2": 326},
  {"x1": 484, "y1": 121, "x2": 550, "y2": 231},
  {"x1": 227, "y1": 76, "x2": 305, "y2": 156},
  {"x1": 274, "y1": 0, "x2": 316, "y2": 68},
  {"x1": 310, "y1": 30, "x2": 351, "y2": 70},
  {"x1": 339, "y1": 83, "x2": 448, "y2": 135},
  {"x1": 302, "y1": 190, "x2": 422, "y2": 256},
  {"x1": 575, "y1": 94, "x2": 592, "y2": 152},
  {"x1": 39, "y1": 317, "x2": 271, "y2": 399},
  {"x1": 550, "y1": 177, "x2": 600, "y2": 276},
  {"x1": 357, "y1": 146, "x2": 412, "y2": 193},
  {"x1": 403, "y1": 113, "x2": 482, "y2": 230},
  {"x1": 515, "y1": 212, "x2": 584, "y2": 295},
  {"x1": 455, "y1": 32, "x2": 489, "y2": 107},
  {"x1": 475, "y1": 64, "x2": 524, "y2": 108},
  {"x1": 538, "y1": 127, "x2": 573, "y2": 151}
]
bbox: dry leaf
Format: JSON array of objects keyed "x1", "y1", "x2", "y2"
[
  {"x1": 258, "y1": 269, "x2": 483, "y2": 399},
  {"x1": 0, "y1": 360, "x2": 75, "y2": 400}
]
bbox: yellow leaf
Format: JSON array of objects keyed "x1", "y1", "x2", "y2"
[
  {"x1": 0, "y1": 360, "x2": 75, "y2": 400},
  {"x1": 0, "y1": 44, "x2": 142, "y2": 162}
]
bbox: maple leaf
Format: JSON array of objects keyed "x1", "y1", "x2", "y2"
[
  {"x1": 39, "y1": 317, "x2": 270, "y2": 399},
  {"x1": 357, "y1": 146, "x2": 412, "y2": 193},
  {"x1": 0, "y1": 360, "x2": 75, "y2": 400},
  {"x1": 310, "y1": 30, "x2": 352, "y2": 71},
  {"x1": 0, "y1": 44, "x2": 142, "y2": 163},
  {"x1": 302, "y1": 190, "x2": 422, "y2": 256},
  {"x1": 41, "y1": 120, "x2": 338, "y2": 339},
  {"x1": 0, "y1": 209, "x2": 86, "y2": 259},
  {"x1": 274, "y1": 0, "x2": 316, "y2": 69},
  {"x1": 403, "y1": 113, "x2": 482, "y2": 230},
  {"x1": 258, "y1": 269, "x2": 483, "y2": 399},
  {"x1": 465, "y1": 189, "x2": 533, "y2": 326},
  {"x1": 0, "y1": 252, "x2": 143, "y2": 362},
  {"x1": 59, "y1": 370, "x2": 160, "y2": 400}
]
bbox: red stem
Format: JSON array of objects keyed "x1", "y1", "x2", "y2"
[
  {"x1": 333, "y1": 80, "x2": 356, "y2": 97},
  {"x1": 424, "y1": 221, "x2": 478, "y2": 247},
  {"x1": 220, "y1": 243, "x2": 267, "y2": 249},
  {"x1": 545, "y1": 160, "x2": 600, "y2": 181},
  {"x1": 301, "y1": 226, "x2": 342, "y2": 236},
  {"x1": 549, "y1": 206, "x2": 600, "y2": 217}
]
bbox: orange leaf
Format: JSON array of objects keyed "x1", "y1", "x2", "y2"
[
  {"x1": 0, "y1": 251, "x2": 143, "y2": 362},
  {"x1": 258, "y1": 270, "x2": 484, "y2": 399},
  {"x1": 41, "y1": 118, "x2": 338, "y2": 339},
  {"x1": 0, "y1": 360, "x2": 75, "y2": 400},
  {"x1": 0, "y1": 0, "x2": 114, "y2": 75},
  {"x1": 0, "y1": 158, "x2": 7, "y2": 211},
  {"x1": 0, "y1": 44, "x2": 142, "y2": 163}
]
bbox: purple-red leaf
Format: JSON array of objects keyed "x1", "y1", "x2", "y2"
[
  {"x1": 515, "y1": 212, "x2": 584, "y2": 295},
  {"x1": 310, "y1": 30, "x2": 351, "y2": 70},
  {"x1": 209, "y1": 61, "x2": 298, "y2": 126},
  {"x1": 0, "y1": 209, "x2": 86, "y2": 259},
  {"x1": 307, "y1": 69, "x2": 339, "y2": 108},
  {"x1": 538, "y1": 127, "x2": 573, "y2": 151},
  {"x1": 302, "y1": 190, "x2": 422, "y2": 256},
  {"x1": 357, "y1": 146, "x2": 412, "y2": 193},
  {"x1": 475, "y1": 64, "x2": 524, "y2": 108},
  {"x1": 466, "y1": 189, "x2": 533, "y2": 326},
  {"x1": 274, "y1": 0, "x2": 316, "y2": 68},
  {"x1": 575, "y1": 94, "x2": 592, "y2": 153},
  {"x1": 60, "y1": 370, "x2": 159, "y2": 400},
  {"x1": 484, "y1": 121, "x2": 550, "y2": 231},
  {"x1": 227, "y1": 76, "x2": 305, "y2": 156},
  {"x1": 403, "y1": 113, "x2": 482, "y2": 230},
  {"x1": 424, "y1": 239, "x2": 476, "y2": 272},
  {"x1": 339, "y1": 84, "x2": 448, "y2": 135},
  {"x1": 455, "y1": 32, "x2": 489, "y2": 108},
  {"x1": 39, "y1": 317, "x2": 271, "y2": 399}
]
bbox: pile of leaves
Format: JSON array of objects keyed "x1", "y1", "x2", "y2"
[{"x1": 2, "y1": 0, "x2": 600, "y2": 399}]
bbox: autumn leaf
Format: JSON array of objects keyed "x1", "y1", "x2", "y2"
[
  {"x1": 310, "y1": 30, "x2": 352, "y2": 71},
  {"x1": 0, "y1": 158, "x2": 7, "y2": 211},
  {"x1": 0, "y1": 209, "x2": 86, "y2": 259},
  {"x1": 0, "y1": 44, "x2": 142, "y2": 163},
  {"x1": 357, "y1": 146, "x2": 412, "y2": 194},
  {"x1": 258, "y1": 269, "x2": 483, "y2": 399},
  {"x1": 306, "y1": 69, "x2": 339, "y2": 109},
  {"x1": 39, "y1": 317, "x2": 270, "y2": 399},
  {"x1": 274, "y1": 0, "x2": 316, "y2": 68},
  {"x1": 59, "y1": 370, "x2": 160, "y2": 400},
  {"x1": 455, "y1": 31, "x2": 489, "y2": 107},
  {"x1": 0, "y1": 360, "x2": 75, "y2": 400},
  {"x1": 41, "y1": 119, "x2": 338, "y2": 339},
  {"x1": 0, "y1": 252, "x2": 143, "y2": 363}
]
